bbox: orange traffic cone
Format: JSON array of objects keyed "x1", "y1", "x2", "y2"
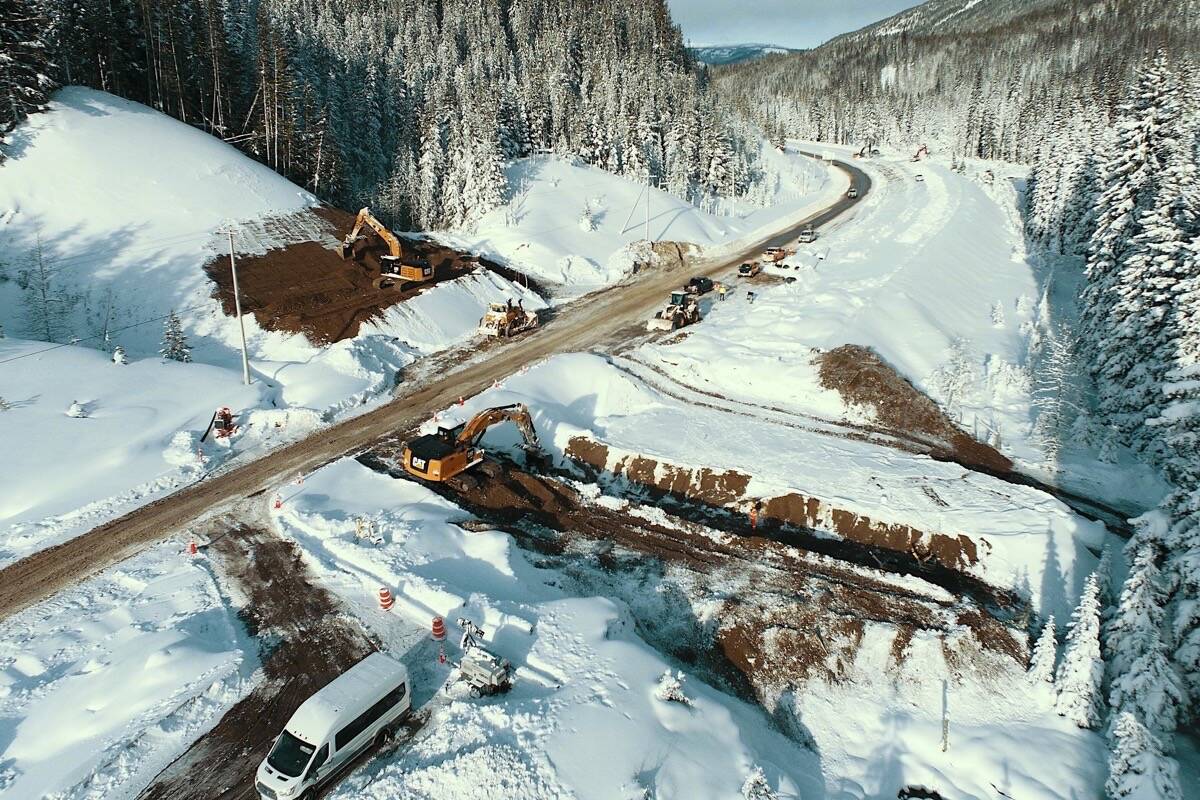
[
  {"x1": 378, "y1": 587, "x2": 395, "y2": 611},
  {"x1": 431, "y1": 616, "x2": 446, "y2": 641}
]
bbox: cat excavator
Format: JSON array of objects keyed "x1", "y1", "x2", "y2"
[
  {"x1": 340, "y1": 207, "x2": 433, "y2": 288},
  {"x1": 400, "y1": 403, "x2": 548, "y2": 486}
]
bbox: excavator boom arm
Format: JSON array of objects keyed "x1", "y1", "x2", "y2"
[
  {"x1": 455, "y1": 404, "x2": 542, "y2": 451},
  {"x1": 344, "y1": 207, "x2": 403, "y2": 258}
]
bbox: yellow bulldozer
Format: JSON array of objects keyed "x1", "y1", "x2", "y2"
[
  {"x1": 401, "y1": 403, "x2": 548, "y2": 487},
  {"x1": 340, "y1": 207, "x2": 433, "y2": 288},
  {"x1": 478, "y1": 299, "x2": 539, "y2": 338}
]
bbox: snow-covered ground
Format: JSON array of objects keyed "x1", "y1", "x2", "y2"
[
  {"x1": 414, "y1": 350, "x2": 1102, "y2": 622},
  {"x1": 259, "y1": 457, "x2": 1108, "y2": 800},
  {"x1": 0, "y1": 541, "x2": 252, "y2": 799}
]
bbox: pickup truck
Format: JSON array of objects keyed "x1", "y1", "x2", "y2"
[{"x1": 686, "y1": 276, "x2": 714, "y2": 295}]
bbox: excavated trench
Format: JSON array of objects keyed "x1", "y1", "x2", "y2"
[{"x1": 358, "y1": 447, "x2": 1028, "y2": 710}]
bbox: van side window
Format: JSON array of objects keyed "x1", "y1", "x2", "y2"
[
  {"x1": 334, "y1": 682, "x2": 408, "y2": 751},
  {"x1": 308, "y1": 744, "x2": 329, "y2": 775}
]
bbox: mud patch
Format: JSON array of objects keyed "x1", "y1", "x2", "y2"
[
  {"x1": 206, "y1": 206, "x2": 544, "y2": 345},
  {"x1": 815, "y1": 344, "x2": 1012, "y2": 474},
  {"x1": 140, "y1": 528, "x2": 377, "y2": 800}
]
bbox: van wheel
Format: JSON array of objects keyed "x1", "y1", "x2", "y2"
[{"x1": 375, "y1": 727, "x2": 393, "y2": 746}]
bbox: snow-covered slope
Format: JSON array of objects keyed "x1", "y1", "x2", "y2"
[{"x1": 453, "y1": 147, "x2": 840, "y2": 297}]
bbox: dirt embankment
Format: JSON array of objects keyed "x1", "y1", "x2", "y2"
[
  {"x1": 140, "y1": 527, "x2": 377, "y2": 800},
  {"x1": 205, "y1": 206, "x2": 545, "y2": 345},
  {"x1": 565, "y1": 435, "x2": 982, "y2": 572},
  {"x1": 815, "y1": 344, "x2": 1012, "y2": 474}
]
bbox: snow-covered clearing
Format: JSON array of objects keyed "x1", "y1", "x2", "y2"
[{"x1": 0, "y1": 541, "x2": 251, "y2": 799}]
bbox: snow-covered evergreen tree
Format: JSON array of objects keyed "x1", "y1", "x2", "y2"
[
  {"x1": 0, "y1": 0, "x2": 57, "y2": 153},
  {"x1": 741, "y1": 766, "x2": 778, "y2": 800},
  {"x1": 1029, "y1": 615, "x2": 1057, "y2": 686},
  {"x1": 1105, "y1": 712, "x2": 1182, "y2": 800},
  {"x1": 1081, "y1": 54, "x2": 1191, "y2": 450},
  {"x1": 1055, "y1": 573, "x2": 1105, "y2": 728},
  {"x1": 160, "y1": 311, "x2": 191, "y2": 363},
  {"x1": 1107, "y1": 542, "x2": 1168, "y2": 678}
]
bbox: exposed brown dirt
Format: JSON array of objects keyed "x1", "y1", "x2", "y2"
[
  {"x1": 205, "y1": 206, "x2": 544, "y2": 345},
  {"x1": 815, "y1": 344, "x2": 1012, "y2": 474},
  {"x1": 566, "y1": 435, "x2": 981, "y2": 572},
  {"x1": 140, "y1": 527, "x2": 378, "y2": 800}
]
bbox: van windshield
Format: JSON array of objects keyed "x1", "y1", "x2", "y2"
[{"x1": 267, "y1": 731, "x2": 315, "y2": 778}]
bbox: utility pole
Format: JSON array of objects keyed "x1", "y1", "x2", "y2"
[
  {"x1": 645, "y1": 173, "x2": 657, "y2": 244},
  {"x1": 222, "y1": 228, "x2": 252, "y2": 385}
]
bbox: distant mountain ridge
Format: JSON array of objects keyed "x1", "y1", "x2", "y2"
[
  {"x1": 689, "y1": 43, "x2": 799, "y2": 65},
  {"x1": 713, "y1": 0, "x2": 1199, "y2": 164}
]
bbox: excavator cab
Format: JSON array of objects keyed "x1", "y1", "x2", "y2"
[{"x1": 404, "y1": 425, "x2": 481, "y2": 482}]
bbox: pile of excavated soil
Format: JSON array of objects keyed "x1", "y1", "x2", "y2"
[
  {"x1": 815, "y1": 344, "x2": 1012, "y2": 475},
  {"x1": 140, "y1": 528, "x2": 378, "y2": 800},
  {"x1": 205, "y1": 206, "x2": 544, "y2": 345}
]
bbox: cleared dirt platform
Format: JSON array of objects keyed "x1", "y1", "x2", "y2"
[{"x1": 206, "y1": 206, "x2": 543, "y2": 344}]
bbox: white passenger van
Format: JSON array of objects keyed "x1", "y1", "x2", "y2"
[{"x1": 255, "y1": 652, "x2": 410, "y2": 800}]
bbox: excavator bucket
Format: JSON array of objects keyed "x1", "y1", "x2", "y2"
[{"x1": 339, "y1": 239, "x2": 354, "y2": 260}]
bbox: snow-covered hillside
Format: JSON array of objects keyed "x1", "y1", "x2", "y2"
[{"x1": 452, "y1": 145, "x2": 838, "y2": 297}]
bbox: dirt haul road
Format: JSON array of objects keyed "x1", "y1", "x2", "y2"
[{"x1": 0, "y1": 159, "x2": 870, "y2": 621}]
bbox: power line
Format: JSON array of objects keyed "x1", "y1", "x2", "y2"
[{"x1": 0, "y1": 302, "x2": 215, "y2": 366}]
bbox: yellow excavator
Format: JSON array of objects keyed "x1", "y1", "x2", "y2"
[
  {"x1": 401, "y1": 403, "x2": 548, "y2": 486},
  {"x1": 340, "y1": 207, "x2": 434, "y2": 287}
]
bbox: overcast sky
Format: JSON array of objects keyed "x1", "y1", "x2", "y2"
[{"x1": 667, "y1": 0, "x2": 924, "y2": 49}]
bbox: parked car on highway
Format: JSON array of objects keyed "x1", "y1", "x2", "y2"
[{"x1": 256, "y1": 653, "x2": 410, "y2": 800}]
